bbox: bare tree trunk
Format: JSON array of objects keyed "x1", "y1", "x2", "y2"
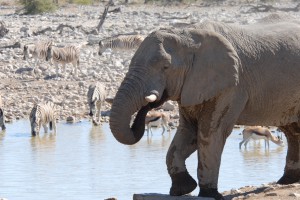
[
  {"x1": 0, "y1": 21, "x2": 9, "y2": 38},
  {"x1": 96, "y1": 0, "x2": 114, "y2": 32}
]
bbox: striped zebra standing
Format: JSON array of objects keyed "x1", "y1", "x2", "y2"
[
  {"x1": 29, "y1": 102, "x2": 58, "y2": 136},
  {"x1": 23, "y1": 41, "x2": 53, "y2": 71},
  {"x1": 98, "y1": 35, "x2": 144, "y2": 55},
  {"x1": 0, "y1": 95, "x2": 5, "y2": 130},
  {"x1": 87, "y1": 82, "x2": 106, "y2": 125},
  {"x1": 46, "y1": 44, "x2": 81, "y2": 78}
]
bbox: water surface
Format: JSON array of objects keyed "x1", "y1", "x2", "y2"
[{"x1": 0, "y1": 120, "x2": 287, "y2": 200}]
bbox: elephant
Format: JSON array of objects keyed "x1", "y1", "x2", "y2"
[{"x1": 109, "y1": 14, "x2": 300, "y2": 199}]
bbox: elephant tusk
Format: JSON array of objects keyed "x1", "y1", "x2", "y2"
[{"x1": 145, "y1": 94, "x2": 157, "y2": 102}]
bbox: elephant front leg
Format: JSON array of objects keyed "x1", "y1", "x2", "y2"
[
  {"x1": 197, "y1": 129, "x2": 228, "y2": 200},
  {"x1": 167, "y1": 125, "x2": 197, "y2": 196},
  {"x1": 197, "y1": 93, "x2": 247, "y2": 200},
  {"x1": 278, "y1": 123, "x2": 300, "y2": 184}
]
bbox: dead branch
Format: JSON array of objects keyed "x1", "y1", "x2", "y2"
[
  {"x1": 32, "y1": 27, "x2": 53, "y2": 36},
  {"x1": 96, "y1": 0, "x2": 114, "y2": 32},
  {"x1": 108, "y1": 7, "x2": 121, "y2": 13},
  {"x1": 0, "y1": 21, "x2": 9, "y2": 38},
  {"x1": 56, "y1": 24, "x2": 75, "y2": 34},
  {"x1": 160, "y1": 14, "x2": 190, "y2": 20},
  {"x1": 32, "y1": 24, "x2": 98, "y2": 36},
  {"x1": 97, "y1": 6, "x2": 109, "y2": 32},
  {"x1": 75, "y1": 25, "x2": 98, "y2": 35},
  {"x1": 241, "y1": 3, "x2": 300, "y2": 13},
  {"x1": 0, "y1": 42, "x2": 21, "y2": 49}
]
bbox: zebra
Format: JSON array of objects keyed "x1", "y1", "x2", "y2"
[
  {"x1": 0, "y1": 95, "x2": 5, "y2": 130},
  {"x1": 46, "y1": 44, "x2": 81, "y2": 78},
  {"x1": 23, "y1": 41, "x2": 53, "y2": 71},
  {"x1": 29, "y1": 102, "x2": 58, "y2": 136},
  {"x1": 98, "y1": 35, "x2": 144, "y2": 55},
  {"x1": 87, "y1": 82, "x2": 106, "y2": 125}
]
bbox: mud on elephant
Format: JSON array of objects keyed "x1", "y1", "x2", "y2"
[{"x1": 109, "y1": 14, "x2": 300, "y2": 199}]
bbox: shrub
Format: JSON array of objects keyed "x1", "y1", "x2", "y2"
[
  {"x1": 68, "y1": 0, "x2": 93, "y2": 4},
  {"x1": 19, "y1": 0, "x2": 57, "y2": 14}
]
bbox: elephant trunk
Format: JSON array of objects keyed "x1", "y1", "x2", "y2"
[
  {"x1": 109, "y1": 78, "x2": 149, "y2": 145},
  {"x1": 110, "y1": 78, "x2": 168, "y2": 145}
]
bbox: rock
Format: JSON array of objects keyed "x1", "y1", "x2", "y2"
[
  {"x1": 101, "y1": 110, "x2": 111, "y2": 117},
  {"x1": 0, "y1": 21, "x2": 9, "y2": 38},
  {"x1": 66, "y1": 116, "x2": 76, "y2": 123},
  {"x1": 20, "y1": 26, "x2": 29, "y2": 32},
  {"x1": 263, "y1": 187, "x2": 275, "y2": 192},
  {"x1": 230, "y1": 188, "x2": 242, "y2": 195},
  {"x1": 161, "y1": 101, "x2": 175, "y2": 111},
  {"x1": 105, "y1": 97, "x2": 114, "y2": 104},
  {"x1": 264, "y1": 192, "x2": 278, "y2": 196},
  {"x1": 133, "y1": 193, "x2": 213, "y2": 200},
  {"x1": 245, "y1": 193, "x2": 258, "y2": 198},
  {"x1": 289, "y1": 192, "x2": 300, "y2": 198}
]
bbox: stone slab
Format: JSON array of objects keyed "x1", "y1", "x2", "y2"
[{"x1": 133, "y1": 193, "x2": 214, "y2": 200}]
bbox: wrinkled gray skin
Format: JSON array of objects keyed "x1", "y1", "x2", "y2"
[{"x1": 109, "y1": 14, "x2": 300, "y2": 199}]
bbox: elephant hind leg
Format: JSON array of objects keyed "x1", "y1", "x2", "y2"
[{"x1": 278, "y1": 123, "x2": 300, "y2": 184}]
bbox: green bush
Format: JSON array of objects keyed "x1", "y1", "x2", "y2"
[
  {"x1": 69, "y1": 0, "x2": 93, "y2": 4},
  {"x1": 19, "y1": 0, "x2": 57, "y2": 14}
]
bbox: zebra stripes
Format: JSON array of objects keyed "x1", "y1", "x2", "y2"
[
  {"x1": 87, "y1": 82, "x2": 106, "y2": 124},
  {"x1": 98, "y1": 35, "x2": 144, "y2": 55},
  {"x1": 29, "y1": 102, "x2": 58, "y2": 136},
  {"x1": 46, "y1": 44, "x2": 81, "y2": 77},
  {"x1": 0, "y1": 95, "x2": 5, "y2": 130},
  {"x1": 23, "y1": 41, "x2": 53, "y2": 69}
]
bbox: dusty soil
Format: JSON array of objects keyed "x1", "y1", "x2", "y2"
[{"x1": 223, "y1": 182, "x2": 300, "y2": 199}]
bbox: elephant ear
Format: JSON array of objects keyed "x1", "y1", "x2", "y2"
[{"x1": 181, "y1": 30, "x2": 241, "y2": 106}]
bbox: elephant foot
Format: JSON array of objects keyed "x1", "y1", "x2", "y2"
[
  {"x1": 169, "y1": 170, "x2": 197, "y2": 196},
  {"x1": 277, "y1": 170, "x2": 300, "y2": 184},
  {"x1": 199, "y1": 187, "x2": 224, "y2": 200}
]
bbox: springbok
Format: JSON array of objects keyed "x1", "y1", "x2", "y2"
[
  {"x1": 145, "y1": 111, "x2": 171, "y2": 135},
  {"x1": 239, "y1": 126, "x2": 284, "y2": 149}
]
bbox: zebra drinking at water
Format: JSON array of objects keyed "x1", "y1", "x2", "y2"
[
  {"x1": 46, "y1": 44, "x2": 81, "y2": 78},
  {"x1": 0, "y1": 95, "x2": 5, "y2": 130},
  {"x1": 23, "y1": 41, "x2": 53, "y2": 71},
  {"x1": 87, "y1": 82, "x2": 106, "y2": 125},
  {"x1": 29, "y1": 102, "x2": 58, "y2": 136},
  {"x1": 98, "y1": 35, "x2": 144, "y2": 55}
]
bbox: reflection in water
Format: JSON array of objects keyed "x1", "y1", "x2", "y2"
[
  {"x1": 30, "y1": 133, "x2": 56, "y2": 151},
  {"x1": 240, "y1": 146, "x2": 285, "y2": 158},
  {"x1": 89, "y1": 124, "x2": 105, "y2": 145},
  {"x1": 0, "y1": 130, "x2": 5, "y2": 142},
  {"x1": 146, "y1": 131, "x2": 172, "y2": 147},
  {"x1": 0, "y1": 120, "x2": 289, "y2": 200}
]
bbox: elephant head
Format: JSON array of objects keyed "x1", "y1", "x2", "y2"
[{"x1": 109, "y1": 28, "x2": 240, "y2": 145}]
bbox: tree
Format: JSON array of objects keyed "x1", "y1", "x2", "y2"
[{"x1": 18, "y1": 0, "x2": 57, "y2": 14}]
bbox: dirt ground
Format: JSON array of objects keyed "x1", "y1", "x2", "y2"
[{"x1": 222, "y1": 182, "x2": 300, "y2": 199}]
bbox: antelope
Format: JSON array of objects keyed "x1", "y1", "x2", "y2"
[
  {"x1": 239, "y1": 126, "x2": 284, "y2": 149},
  {"x1": 145, "y1": 111, "x2": 171, "y2": 135}
]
